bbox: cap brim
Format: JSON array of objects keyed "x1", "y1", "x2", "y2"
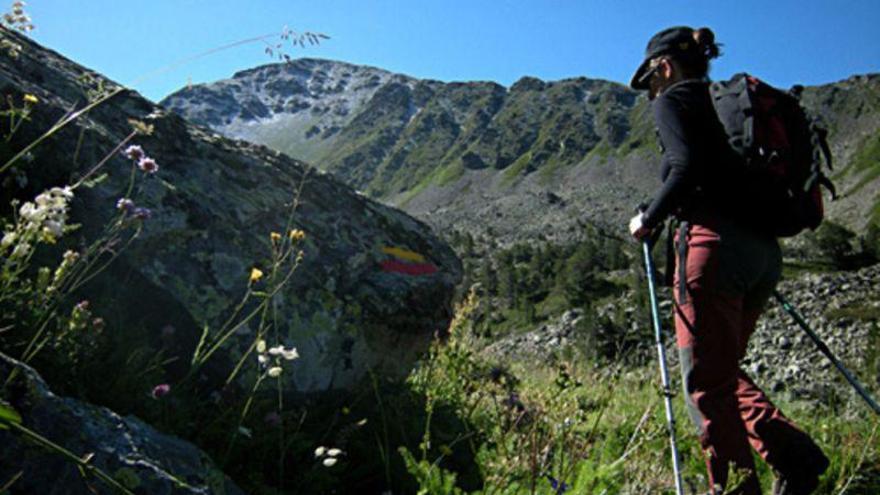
[{"x1": 630, "y1": 58, "x2": 652, "y2": 90}]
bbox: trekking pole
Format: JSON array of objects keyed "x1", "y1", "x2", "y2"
[
  {"x1": 773, "y1": 290, "x2": 880, "y2": 416},
  {"x1": 642, "y1": 240, "x2": 686, "y2": 495}
]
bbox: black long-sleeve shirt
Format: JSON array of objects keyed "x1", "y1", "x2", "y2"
[{"x1": 642, "y1": 79, "x2": 744, "y2": 229}]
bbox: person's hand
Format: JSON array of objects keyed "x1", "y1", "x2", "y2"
[{"x1": 629, "y1": 212, "x2": 652, "y2": 240}]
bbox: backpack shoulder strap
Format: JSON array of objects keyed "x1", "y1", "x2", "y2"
[{"x1": 710, "y1": 73, "x2": 754, "y2": 156}]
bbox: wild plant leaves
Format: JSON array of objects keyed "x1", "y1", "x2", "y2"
[{"x1": 0, "y1": 401, "x2": 21, "y2": 430}]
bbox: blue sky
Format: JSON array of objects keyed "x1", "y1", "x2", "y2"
[{"x1": 27, "y1": 1, "x2": 880, "y2": 102}]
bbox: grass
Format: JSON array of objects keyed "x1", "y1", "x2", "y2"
[
  {"x1": 583, "y1": 139, "x2": 615, "y2": 163},
  {"x1": 501, "y1": 151, "x2": 533, "y2": 186},
  {"x1": 397, "y1": 291, "x2": 880, "y2": 494},
  {"x1": 781, "y1": 259, "x2": 840, "y2": 278},
  {"x1": 825, "y1": 305, "x2": 880, "y2": 322},
  {"x1": 838, "y1": 133, "x2": 880, "y2": 196}
]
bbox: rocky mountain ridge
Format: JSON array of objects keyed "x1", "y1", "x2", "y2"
[
  {"x1": 162, "y1": 59, "x2": 655, "y2": 244},
  {"x1": 163, "y1": 59, "x2": 880, "y2": 244},
  {"x1": 167, "y1": 59, "x2": 415, "y2": 165}
]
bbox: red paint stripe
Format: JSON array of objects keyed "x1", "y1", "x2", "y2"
[{"x1": 381, "y1": 260, "x2": 438, "y2": 276}]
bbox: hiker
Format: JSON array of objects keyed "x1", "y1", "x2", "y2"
[{"x1": 627, "y1": 26, "x2": 829, "y2": 495}]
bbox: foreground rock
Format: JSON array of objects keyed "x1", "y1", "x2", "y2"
[
  {"x1": 0, "y1": 29, "x2": 461, "y2": 391},
  {"x1": 0, "y1": 352, "x2": 243, "y2": 495}
]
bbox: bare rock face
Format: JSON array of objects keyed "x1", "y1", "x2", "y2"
[
  {"x1": 0, "y1": 28, "x2": 461, "y2": 392},
  {"x1": 0, "y1": 352, "x2": 244, "y2": 495}
]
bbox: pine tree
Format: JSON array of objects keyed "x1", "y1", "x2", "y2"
[
  {"x1": 497, "y1": 255, "x2": 517, "y2": 309},
  {"x1": 479, "y1": 258, "x2": 498, "y2": 297}
]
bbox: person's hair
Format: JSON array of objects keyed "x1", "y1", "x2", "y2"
[{"x1": 673, "y1": 27, "x2": 722, "y2": 79}]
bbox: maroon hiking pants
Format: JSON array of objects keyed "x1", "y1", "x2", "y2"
[{"x1": 673, "y1": 216, "x2": 822, "y2": 494}]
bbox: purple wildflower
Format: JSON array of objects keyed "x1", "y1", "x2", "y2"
[
  {"x1": 547, "y1": 475, "x2": 569, "y2": 495},
  {"x1": 137, "y1": 157, "x2": 159, "y2": 174},
  {"x1": 123, "y1": 145, "x2": 145, "y2": 162},
  {"x1": 132, "y1": 207, "x2": 152, "y2": 220},
  {"x1": 116, "y1": 198, "x2": 135, "y2": 212},
  {"x1": 264, "y1": 411, "x2": 282, "y2": 428},
  {"x1": 151, "y1": 383, "x2": 171, "y2": 399},
  {"x1": 504, "y1": 392, "x2": 525, "y2": 412}
]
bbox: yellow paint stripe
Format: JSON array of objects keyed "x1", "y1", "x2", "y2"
[{"x1": 381, "y1": 246, "x2": 426, "y2": 263}]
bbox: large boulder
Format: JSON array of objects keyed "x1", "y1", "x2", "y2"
[
  {"x1": 0, "y1": 352, "x2": 244, "y2": 495},
  {"x1": 0, "y1": 27, "x2": 461, "y2": 392}
]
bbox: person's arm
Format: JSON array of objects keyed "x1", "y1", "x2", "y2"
[{"x1": 641, "y1": 93, "x2": 696, "y2": 230}]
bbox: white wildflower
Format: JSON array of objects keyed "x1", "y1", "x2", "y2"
[
  {"x1": 268, "y1": 345, "x2": 299, "y2": 361},
  {"x1": 327, "y1": 448, "x2": 343, "y2": 457},
  {"x1": 34, "y1": 192, "x2": 51, "y2": 207},
  {"x1": 43, "y1": 220, "x2": 63, "y2": 238},
  {"x1": 62, "y1": 250, "x2": 79, "y2": 263},
  {"x1": 18, "y1": 202, "x2": 40, "y2": 222},
  {"x1": 49, "y1": 186, "x2": 73, "y2": 199},
  {"x1": 10, "y1": 241, "x2": 31, "y2": 258},
  {"x1": 1, "y1": 232, "x2": 15, "y2": 248},
  {"x1": 314, "y1": 446, "x2": 326, "y2": 458},
  {"x1": 16, "y1": 187, "x2": 73, "y2": 243},
  {"x1": 256, "y1": 339, "x2": 267, "y2": 353},
  {"x1": 322, "y1": 457, "x2": 338, "y2": 467},
  {"x1": 267, "y1": 366, "x2": 283, "y2": 378}
]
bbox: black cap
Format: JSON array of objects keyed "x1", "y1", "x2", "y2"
[{"x1": 630, "y1": 26, "x2": 699, "y2": 90}]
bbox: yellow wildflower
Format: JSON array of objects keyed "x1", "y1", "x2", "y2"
[
  {"x1": 289, "y1": 229, "x2": 306, "y2": 241},
  {"x1": 270, "y1": 232, "x2": 282, "y2": 242},
  {"x1": 23, "y1": 93, "x2": 38, "y2": 104},
  {"x1": 128, "y1": 119, "x2": 155, "y2": 136},
  {"x1": 249, "y1": 267, "x2": 264, "y2": 283}
]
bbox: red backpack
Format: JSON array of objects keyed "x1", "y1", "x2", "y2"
[{"x1": 709, "y1": 73, "x2": 836, "y2": 237}]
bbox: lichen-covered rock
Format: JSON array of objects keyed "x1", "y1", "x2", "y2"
[
  {"x1": 0, "y1": 28, "x2": 461, "y2": 392},
  {"x1": 0, "y1": 352, "x2": 244, "y2": 495}
]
